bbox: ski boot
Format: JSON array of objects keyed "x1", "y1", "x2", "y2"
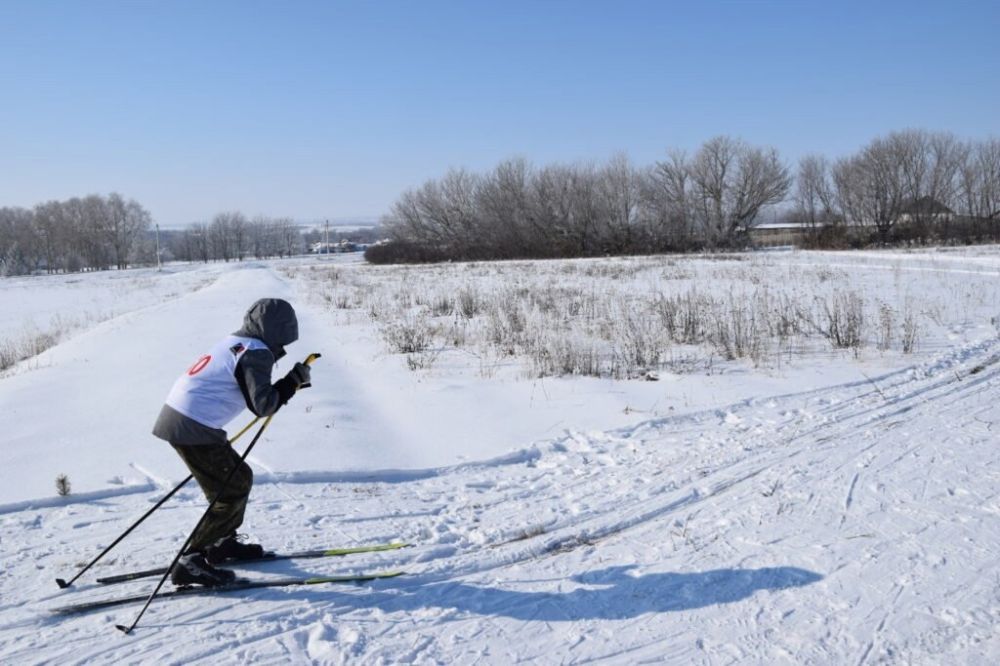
[
  {"x1": 204, "y1": 533, "x2": 268, "y2": 564},
  {"x1": 170, "y1": 553, "x2": 237, "y2": 587}
]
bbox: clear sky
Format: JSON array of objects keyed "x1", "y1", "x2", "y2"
[{"x1": 1, "y1": 0, "x2": 997, "y2": 228}]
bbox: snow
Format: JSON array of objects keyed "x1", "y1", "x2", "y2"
[{"x1": 2, "y1": 248, "x2": 1000, "y2": 663}]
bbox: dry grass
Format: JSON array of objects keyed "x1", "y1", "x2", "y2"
[
  {"x1": 289, "y1": 254, "x2": 954, "y2": 378},
  {"x1": 0, "y1": 330, "x2": 60, "y2": 372}
]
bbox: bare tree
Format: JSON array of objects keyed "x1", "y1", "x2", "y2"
[
  {"x1": 386, "y1": 169, "x2": 480, "y2": 257},
  {"x1": 688, "y1": 136, "x2": 791, "y2": 247},
  {"x1": 124, "y1": 198, "x2": 152, "y2": 265},
  {"x1": 833, "y1": 135, "x2": 908, "y2": 243},
  {"x1": 230, "y1": 211, "x2": 248, "y2": 260},
  {"x1": 959, "y1": 138, "x2": 1000, "y2": 222},
  {"x1": 889, "y1": 130, "x2": 964, "y2": 241},
  {"x1": 186, "y1": 222, "x2": 210, "y2": 262},
  {"x1": 32, "y1": 201, "x2": 70, "y2": 273},
  {"x1": 276, "y1": 217, "x2": 302, "y2": 257},
  {"x1": 106, "y1": 193, "x2": 130, "y2": 269},
  {"x1": 597, "y1": 153, "x2": 641, "y2": 253},
  {"x1": 927, "y1": 132, "x2": 965, "y2": 208},
  {"x1": 648, "y1": 150, "x2": 695, "y2": 250},
  {"x1": 528, "y1": 163, "x2": 576, "y2": 256},
  {"x1": 248, "y1": 215, "x2": 272, "y2": 258},
  {"x1": 979, "y1": 138, "x2": 1000, "y2": 221},
  {"x1": 795, "y1": 155, "x2": 836, "y2": 229},
  {"x1": 106, "y1": 193, "x2": 151, "y2": 269},
  {"x1": 476, "y1": 158, "x2": 534, "y2": 257},
  {"x1": 564, "y1": 163, "x2": 603, "y2": 256},
  {"x1": 61, "y1": 197, "x2": 92, "y2": 271},
  {"x1": 0, "y1": 207, "x2": 37, "y2": 276},
  {"x1": 209, "y1": 212, "x2": 238, "y2": 262},
  {"x1": 70, "y1": 195, "x2": 115, "y2": 271}
]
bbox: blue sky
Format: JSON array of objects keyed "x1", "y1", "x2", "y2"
[{"x1": 1, "y1": 0, "x2": 997, "y2": 227}]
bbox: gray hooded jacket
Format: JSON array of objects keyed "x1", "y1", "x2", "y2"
[{"x1": 152, "y1": 298, "x2": 300, "y2": 446}]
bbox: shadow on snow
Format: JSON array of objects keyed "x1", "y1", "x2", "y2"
[{"x1": 244, "y1": 564, "x2": 823, "y2": 622}]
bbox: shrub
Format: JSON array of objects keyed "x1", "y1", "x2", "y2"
[
  {"x1": 380, "y1": 315, "x2": 435, "y2": 353},
  {"x1": 364, "y1": 241, "x2": 449, "y2": 264},
  {"x1": 0, "y1": 330, "x2": 60, "y2": 372},
  {"x1": 877, "y1": 303, "x2": 894, "y2": 351},
  {"x1": 610, "y1": 301, "x2": 664, "y2": 377},
  {"x1": 0, "y1": 341, "x2": 16, "y2": 371},
  {"x1": 653, "y1": 291, "x2": 703, "y2": 345},
  {"x1": 429, "y1": 294, "x2": 454, "y2": 317},
  {"x1": 902, "y1": 307, "x2": 919, "y2": 354},
  {"x1": 55, "y1": 474, "x2": 71, "y2": 496},
  {"x1": 457, "y1": 287, "x2": 481, "y2": 319},
  {"x1": 527, "y1": 334, "x2": 602, "y2": 378},
  {"x1": 708, "y1": 292, "x2": 766, "y2": 363},
  {"x1": 821, "y1": 290, "x2": 865, "y2": 350}
]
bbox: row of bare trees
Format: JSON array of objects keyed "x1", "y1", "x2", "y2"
[
  {"x1": 373, "y1": 136, "x2": 791, "y2": 262},
  {"x1": 794, "y1": 131, "x2": 1000, "y2": 245},
  {"x1": 373, "y1": 130, "x2": 1000, "y2": 262},
  {"x1": 0, "y1": 194, "x2": 151, "y2": 276},
  {"x1": 0, "y1": 198, "x2": 308, "y2": 276},
  {"x1": 170, "y1": 213, "x2": 304, "y2": 263}
]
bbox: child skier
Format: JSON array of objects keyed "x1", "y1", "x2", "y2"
[{"x1": 152, "y1": 298, "x2": 311, "y2": 586}]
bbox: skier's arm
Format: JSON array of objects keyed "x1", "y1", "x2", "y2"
[{"x1": 235, "y1": 349, "x2": 298, "y2": 417}]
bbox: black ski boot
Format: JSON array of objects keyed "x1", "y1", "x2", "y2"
[
  {"x1": 170, "y1": 553, "x2": 237, "y2": 587},
  {"x1": 204, "y1": 533, "x2": 268, "y2": 564}
]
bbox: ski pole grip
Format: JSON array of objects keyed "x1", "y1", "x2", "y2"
[{"x1": 296, "y1": 353, "x2": 321, "y2": 390}]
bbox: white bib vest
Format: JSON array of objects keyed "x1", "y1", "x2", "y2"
[{"x1": 165, "y1": 335, "x2": 270, "y2": 429}]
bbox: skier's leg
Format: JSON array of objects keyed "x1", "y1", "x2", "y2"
[{"x1": 171, "y1": 443, "x2": 253, "y2": 554}]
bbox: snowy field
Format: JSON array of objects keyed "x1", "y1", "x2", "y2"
[{"x1": 2, "y1": 248, "x2": 1000, "y2": 664}]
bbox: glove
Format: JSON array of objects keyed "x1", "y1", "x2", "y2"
[{"x1": 286, "y1": 361, "x2": 312, "y2": 389}]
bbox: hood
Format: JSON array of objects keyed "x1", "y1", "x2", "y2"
[{"x1": 234, "y1": 298, "x2": 298, "y2": 359}]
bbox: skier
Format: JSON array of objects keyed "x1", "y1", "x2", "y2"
[{"x1": 152, "y1": 298, "x2": 311, "y2": 586}]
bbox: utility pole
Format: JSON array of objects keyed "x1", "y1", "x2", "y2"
[
  {"x1": 155, "y1": 224, "x2": 162, "y2": 271},
  {"x1": 324, "y1": 219, "x2": 330, "y2": 254}
]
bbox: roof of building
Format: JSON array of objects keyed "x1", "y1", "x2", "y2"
[{"x1": 901, "y1": 196, "x2": 954, "y2": 215}]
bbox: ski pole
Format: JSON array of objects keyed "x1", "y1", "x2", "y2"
[
  {"x1": 116, "y1": 352, "x2": 320, "y2": 635},
  {"x1": 54, "y1": 415, "x2": 262, "y2": 589}
]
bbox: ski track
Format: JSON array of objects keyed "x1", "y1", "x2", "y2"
[
  {"x1": 3, "y1": 260, "x2": 1000, "y2": 663},
  {"x1": 3, "y1": 334, "x2": 999, "y2": 663}
]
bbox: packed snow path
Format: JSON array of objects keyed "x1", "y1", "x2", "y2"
[{"x1": 2, "y1": 258, "x2": 999, "y2": 663}]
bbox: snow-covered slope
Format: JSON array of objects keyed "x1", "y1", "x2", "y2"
[{"x1": 2, "y1": 251, "x2": 999, "y2": 664}]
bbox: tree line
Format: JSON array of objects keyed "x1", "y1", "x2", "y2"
[
  {"x1": 0, "y1": 193, "x2": 152, "y2": 276},
  {"x1": 794, "y1": 130, "x2": 1000, "y2": 246},
  {"x1": 0, "y1": 200, "x2": 313, "y2": 276},
  {"x1": 167, "y1": 216, "x2": 382, "y2": 263},
  {"x1": 5, "y1": 129, "x2": 997, "y2": 274},
  {"x1": 368, "y1": 130, "x2": 1000, "y2": 263},
  {"x1": 169, "y1": 213, "x2": 304, "y2": 263}
]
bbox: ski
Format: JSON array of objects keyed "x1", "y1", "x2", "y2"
[
  {"x1": 51, "y1": 570, "x2": 405, "y2": 616},
  {"x1": 94, "y1": 541, "x2": 411, "y2": 585}
]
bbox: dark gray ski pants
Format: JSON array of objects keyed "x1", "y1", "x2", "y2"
[{"x1": 171, "y1": 443, "x2": 253, "y2": 553}]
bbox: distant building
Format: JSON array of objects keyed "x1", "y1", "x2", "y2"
[
  {"x1": 897, "y1": 196, "x2": 954, "y2": 225},
  {"x1": 749, "y1": 222, "x2": 812, "y2": 247},
  {"x1": 310, "y1": 240, "x2": 359, "y2": 254}
]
